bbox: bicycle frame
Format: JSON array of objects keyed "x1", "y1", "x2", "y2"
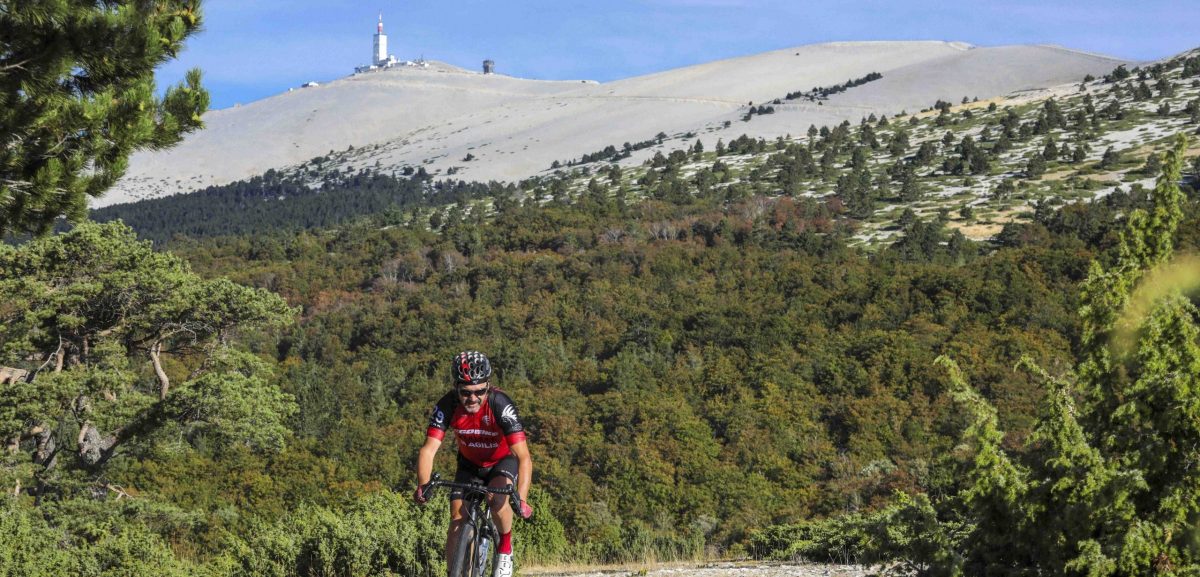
[{"x1": 422, "y1": 474, "x2": 522, "y2": 577}]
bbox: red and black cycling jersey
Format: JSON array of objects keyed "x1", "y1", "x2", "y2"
[{"x1": 426, "y1": 389, "x2": 526, "y2": 467}]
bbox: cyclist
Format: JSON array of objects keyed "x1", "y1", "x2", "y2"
[{"x1": 415, "y1": 351, "x2": 533, "y2": 577}]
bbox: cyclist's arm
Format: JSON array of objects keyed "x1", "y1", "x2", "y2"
[
  {"x1": 417, "y1": 435, "x2": 442, "y2": 487},
  {"x1": 420, "y1": 395, "x2": 455, "y2": 487},
  {"x1": 509, "y1": 439, "x2": 532, "y2": 504}
]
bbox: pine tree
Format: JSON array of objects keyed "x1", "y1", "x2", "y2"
[
  {"x1": 968, "y1": 148, "x2": 991, "y2": 175},
  {"x1": 1099, "y1": 147, "x2": 1121, "y2": 169},
  {"x1": 1025, "y1": 154, "x2": 1047, "y2": 179},
  {"x1": 0, "y1": 1, "x2": 209, "y2": 234},
  {"x1": 1073, "y1": 134, "x2": 1196, "y2": 575},
  {"x1": 1184, "y1": 57, "x2": 1200, "y2": 77},
  {"x1": 913, "y1": 142, "x2": 937, "y2": 166},
  {"x1": 990, "y1": 178, "x2": 1016, "y2": 201},
  {"x1": 1043, "y1": 138, "x2": 1059, "y2": 160},
  {"x1": 899, "y1": 171, "x2": 922, "y2": 202},
  {"x1": 1134, "y1": 81, "x2": 1153, "y2": 101},
  {"x1": 993, "y1": 133, "x2": 1012, "y2": 155},
  {"x1": 1141, "y1": 151, "x2": 1162, "y2": 175},
  {"x1": 1186, "y1": 99, "x2": 1200, "y2": 123},
  {"x1": 1155, "y1": 76, "x2": 1175, "y2": 98}
]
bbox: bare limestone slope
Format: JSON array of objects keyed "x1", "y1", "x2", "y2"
[{"x1": 103, "y1": 41, "x2": 1129, "y2": 208}]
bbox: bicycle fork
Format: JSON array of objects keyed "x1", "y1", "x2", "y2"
[
  {"x1": 475, "y1": 528, "x2": 492, "y2": 577},
  {"x1": 476, "y1": 515, "x2": 500, "y2": 577}
]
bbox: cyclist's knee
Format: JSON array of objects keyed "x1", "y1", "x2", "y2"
[
  {"x1": 488, "y1": 497, "x2": 511, "y2": 515},
  {"x1": 449, "y1": 499, "x2": 466, "y2": 521},
  {"x1": 448, "y1": 518, "x2": 467, "y2": 539}
]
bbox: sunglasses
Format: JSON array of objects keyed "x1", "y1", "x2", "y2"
[{"x1": 457, "y1": 384, "x2": 490, "y2": 399}]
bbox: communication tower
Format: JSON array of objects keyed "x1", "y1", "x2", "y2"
[{"x1": 373, "y1": 12, "x2": 388, "y2": 66}]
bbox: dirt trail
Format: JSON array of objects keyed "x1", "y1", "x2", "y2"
[{"x1": 526, "y1": 561, "x2": 871, "y2": 577}]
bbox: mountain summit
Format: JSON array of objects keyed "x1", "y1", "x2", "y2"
[{"x1": 104, "y1": 41, "x2": 1127, "y2": 207}]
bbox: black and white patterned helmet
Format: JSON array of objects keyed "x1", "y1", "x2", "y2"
[{"x1": 452, "y1": 351, "x2": 493, "y2": 385}]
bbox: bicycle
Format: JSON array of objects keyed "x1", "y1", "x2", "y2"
[{"x1": 420, "y1": 473, "x2": 524, "y2": 577}]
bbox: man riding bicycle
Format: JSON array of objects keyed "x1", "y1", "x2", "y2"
[{"x1": 415, "y1": 351, "x2": 533, "y2": 577}]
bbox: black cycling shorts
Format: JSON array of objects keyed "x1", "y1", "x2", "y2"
[{"x1": 451, "y1": 453, "x2": 518, "y2": 501}]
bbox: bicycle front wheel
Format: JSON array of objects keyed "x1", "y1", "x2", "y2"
[{"x1": 450, "y1": 521, "x2": 477, "y2": 577}]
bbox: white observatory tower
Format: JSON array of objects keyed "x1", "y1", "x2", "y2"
[
  {"x1": 373, "y1": 12, "x2": 387, "y2": 66},
  {"x1": 354, "y1": 11, "x2": 409, "y2": 73}
]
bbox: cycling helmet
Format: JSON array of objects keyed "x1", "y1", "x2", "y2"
[{"x1": 452, "y1": 351, "x2": 493, "y2": 385}]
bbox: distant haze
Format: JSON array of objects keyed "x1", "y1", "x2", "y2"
[{"x1": 107, "y1": 40, "x2": 1131, "y2": 207}]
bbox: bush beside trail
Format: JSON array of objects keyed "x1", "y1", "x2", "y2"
[{"x1": 1, "y1": 489, "x2": 567, "y2": 577}]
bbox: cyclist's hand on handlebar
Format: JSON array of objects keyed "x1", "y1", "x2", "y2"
[
  {"x1": 518, "y1": 499, "x2": 533, "y2": 519},
  {"x1": 414, "y1": 473, "x2": 440, "y2": 504}
]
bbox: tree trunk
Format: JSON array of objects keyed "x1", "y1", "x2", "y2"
[
  {"x1": 77, "y1": 422, "x2": 118, "y2": 467},
  {"x1": 32, "y1": 424, "x2": 56, "y2": 470},
  {"x1": 151, "y1": 341, "x2": 169, "y2": 399},
  {"x1": 0, "y1": 366, "x2": 29, "y2": 383}
]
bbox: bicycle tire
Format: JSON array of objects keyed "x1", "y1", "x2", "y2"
[{"x1": 450, "y1": 519, "x2": 477, "y2": 577}]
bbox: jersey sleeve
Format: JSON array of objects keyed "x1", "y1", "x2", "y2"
[
  {"x1": 492, "y1": 391, "x2": 527, "y2": 445},
  {"x1": 426, "y1": 393, "x2": 457, "y2": 441}
]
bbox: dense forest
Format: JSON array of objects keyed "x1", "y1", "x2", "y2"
[{"x1": 88, "y1": 169, "x2": 520, "y2": 245}]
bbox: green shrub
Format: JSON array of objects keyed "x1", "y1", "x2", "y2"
[
  {"x1": 0, "y1": 500, "x2": 196, "y2": 577},
  {"x1": 0, "y1": 503, "x2": 75, "y2": 577},
  {"x1": 514, "y1": 487, "x2": 569, "y2": 565},
  {"x1": 748, "y1": 512, "x2": 874, "y2": 564},
  {"x1": 223, "y1": 491, "x2": 445, "y2": 577}
]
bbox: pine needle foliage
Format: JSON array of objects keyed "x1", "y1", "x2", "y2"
[{"x1": 0, "y1": 1, "x2": 209, "y2": 235}]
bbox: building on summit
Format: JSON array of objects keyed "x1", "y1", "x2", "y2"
[
  {"x1": 373, "y1": 12, "x2": 389, "y2": 65},
  {"x1": 354, "y1": 13, "x2": 427, "y2": 73}
]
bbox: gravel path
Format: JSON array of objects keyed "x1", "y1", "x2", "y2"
[{"x1": 526, "y1": 561, "x2": 872, "y2": 577}]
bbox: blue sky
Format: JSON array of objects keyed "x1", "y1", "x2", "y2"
[{"x1": 157, "y1": 0, "x2": 1200, "y2": 110}]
